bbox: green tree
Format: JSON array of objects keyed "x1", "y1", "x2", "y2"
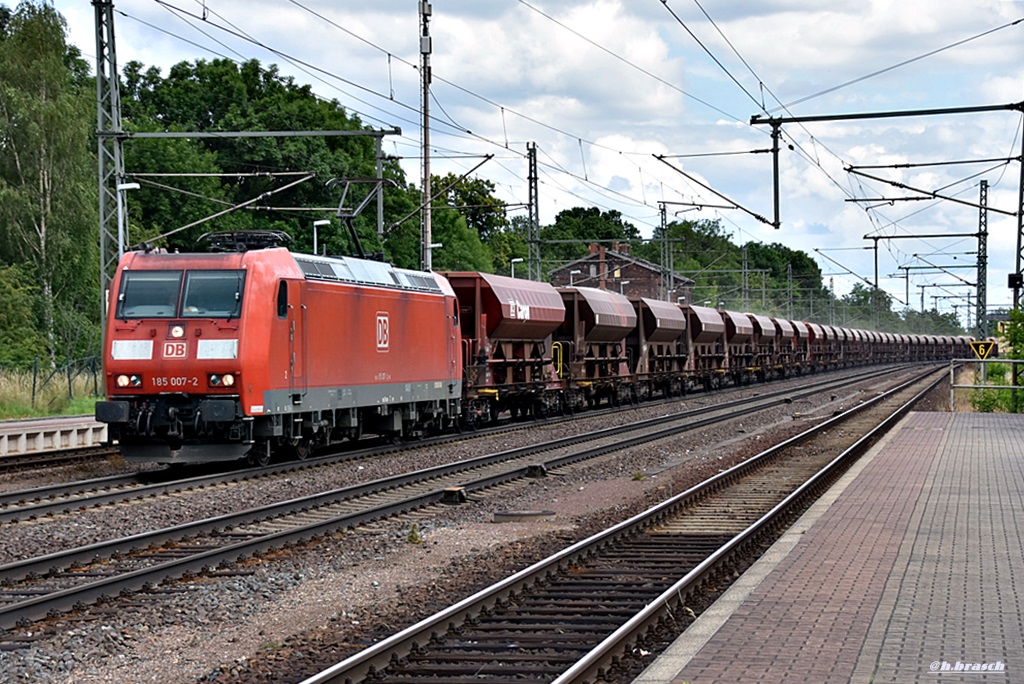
[
  {"x1": 0, "y1": 1, "x2": 96, "y2": 364},
  {"x1": 1001, "y1": 308, "x2": 1024, "y2": 412},
  {"x1": 434, "y1": 172, "x2": 508, "y2": 242},
  {"x1": 488, "y1": 215, "x2": 531, "y2": 275},
  {"x1": 120, "y1": 58, "x2": 418, "y2": 255},
  {"x1": 0, "y1": 265, "x2": 46, "y2": 367},
  {"x1": 429, "y1": 207, "x2": 492, "y2": 272},
  {"x1": 540, "y1": 207, "x2": 641, "y2": 270}
]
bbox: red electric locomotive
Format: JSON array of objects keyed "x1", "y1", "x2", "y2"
[{"x1": 95, "y1": 231, "x2": 462, "y2": 465}]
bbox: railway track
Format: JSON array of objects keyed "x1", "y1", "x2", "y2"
[
  {"x1": 0, "y1": 445, "x2": 118, "y2": 474},
  {"x1": 0, "y1": 365, "x2": 903, "y2": 523},
  {"x1": 0, "y1": 365, "x2": 917, "y2": 637},
  {"x1": 296, "y1": 365, "x2": 947, "y2": 684}
]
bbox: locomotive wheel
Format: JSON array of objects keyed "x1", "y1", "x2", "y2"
[
  {"x1": 349, "y1": 422, "x2": 363, "y2": 442},
  {"x1": 288, "y1": 439, "x2": 312, "y2": 461},
  {"x1": 248, "y1": 442, "x2": 271, "y2": 468}
]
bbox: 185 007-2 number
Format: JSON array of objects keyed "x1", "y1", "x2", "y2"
[{"x1": 153, "y1": 376, "x2": 199, "y2": 388}]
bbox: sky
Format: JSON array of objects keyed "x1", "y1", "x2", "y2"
[{"x1": 53, "y1": 0, "x2": 1024, "y2": 328}]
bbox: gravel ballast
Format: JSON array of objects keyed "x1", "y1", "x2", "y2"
[{"x1": 0, "y1": 368, "x2": 943, "y2": 683}]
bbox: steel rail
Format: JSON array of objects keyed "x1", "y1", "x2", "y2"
[
  {"x1": 298, "y1": 366, "x2": 944, "y2": 684},
  {"x1": 0, "y1": 367, "x2": 908, "y2": 632},
  {"x1": 0, "y1": 365, "x2": 884, "y2": 582},
  {"x1": 553, "y1": 369, "x2": 946, "y2": 684},
  {"x1": 0, "y1": 366, "x2": 903, "y2": 522}
]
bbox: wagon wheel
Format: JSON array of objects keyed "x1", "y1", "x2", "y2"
[{"x1": 559, "y1": 393, "x2": 572, "y2": 416}]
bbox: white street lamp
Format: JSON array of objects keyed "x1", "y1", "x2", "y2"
[
  {"x1": 116, "y1": 182, "x2": 140, "y2": 259},
  {"x1": 620, "y1": 280, "x2": 630, "y2": 294},
  {"x1": 510, "y1": 257, "x2": 524, "y2": 278},
  {"x1": 313, "y1": 219, "x2": 331, "y2": 256},
  {"x1": 569, "y1": 269, "x2": 581, "y2": 286}
]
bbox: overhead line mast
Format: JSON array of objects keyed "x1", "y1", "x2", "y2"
[
  {"x1": 751, "y1": 101, "x2": 1024, "y2": 312},
  {"x1": 420, "y1": 1, "x2": 433, "y2": 271},
  {"x1": 93, "y1": 0, "x2": 124, "y2": 343}
]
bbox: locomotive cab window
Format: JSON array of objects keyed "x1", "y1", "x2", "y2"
[
  {"x1": 181, "y1": 270, "x2": 245, "y2": 318},
  {"x1": 277, "y1": 281, "x2": 288, "y2": 318},
  {"x1": 117, "y1": 270, "x2": 183, "y2": 318}
]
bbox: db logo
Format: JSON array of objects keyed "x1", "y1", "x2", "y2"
[
  {"x1": 163, "y1": 341, "x2": 187, "y2": 358},
  {"x1": 376, "y1": 313, "x2": 390, "y2": 351}
]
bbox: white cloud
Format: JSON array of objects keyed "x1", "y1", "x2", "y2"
[{"x1": 54, "y1": 0, "x2": 1024, "y2": 317}]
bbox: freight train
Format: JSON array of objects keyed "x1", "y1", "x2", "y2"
[{"x1": 95, "y1": 231, "x2": 971, "y2": 466}]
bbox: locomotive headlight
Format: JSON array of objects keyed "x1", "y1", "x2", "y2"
[
  {"x1": 169, "y1": 325, "x2": 185, "y2": 339},
  {"x1": 209, "y1": 373, "x2": 236, "y2": 388},
  {"x1": 116, "y1": 374, "x2": 143, "y2": 388}
]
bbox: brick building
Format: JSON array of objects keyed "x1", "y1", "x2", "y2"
[{"x1": 548, "y1": 243, "x2": 693, "y2": 303}]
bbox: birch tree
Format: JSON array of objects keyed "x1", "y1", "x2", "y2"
[{"x1": 0, "y1": 2, "x2": 96, "y2": 365}]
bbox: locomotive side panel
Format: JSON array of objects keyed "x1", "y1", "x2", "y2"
[
  {"x1": 277, "y1": 281, "x2": 456, "y2": 411},
  {"x1": 98, "y1": 246, "x2": 462, "y2": 464}
]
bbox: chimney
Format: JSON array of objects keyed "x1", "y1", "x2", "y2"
[{"x1": 589, "y1": 243, "x2": 599, "y2": 255}]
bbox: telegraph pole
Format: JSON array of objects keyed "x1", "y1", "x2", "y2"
[
  {"x1": 770, "y1": 122, "x2": 781, "y2": 229},
  {"x1": 1016, "y1": 125, "x2": 1024, "y2": 308},
  {"x1": 787, "y1": 262, "x2": 793, "y2": 319},
  {"x1": 659, "y1": 203, "x2": 668, "y2": 299}
]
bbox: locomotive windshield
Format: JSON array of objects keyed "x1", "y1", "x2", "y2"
[
  {"x1": 181, "y1": 270, "x2": 245, "y2": 318},
  {"x1": 117, "y1": 269, "x2": 244, "y2": 319},
  {"x1": 117, "y1": 271, "x2": 183, "y2": 318}
]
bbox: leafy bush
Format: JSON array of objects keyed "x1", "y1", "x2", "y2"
[{"x1": 970, "y1": 388, "x2": 1003, "y2": 413}]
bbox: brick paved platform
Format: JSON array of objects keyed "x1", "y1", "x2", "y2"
[{"x1": 633, "y1": 412, "x2": 1024, "y2": 684}]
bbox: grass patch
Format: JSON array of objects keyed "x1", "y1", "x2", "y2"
[{"x1": 0, "y1": 369, "x2": 102, "y2": 419}]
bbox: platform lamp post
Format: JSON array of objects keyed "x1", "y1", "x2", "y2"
[
  {"x1": 313, "y1": 219, "x2": 330, "y2": 256},
  {"x1": 620, "y1": 280, "x2": 630, "y2": 294},
  {"x1": 116, "y1": 182, "x2": 140, "y2": 260},
  {"x1": 510, "y1": 257, "x2": 524, "y2": 279},
  {"x1": 570, "y1": 269, "x2": 581, "y2": 286}
]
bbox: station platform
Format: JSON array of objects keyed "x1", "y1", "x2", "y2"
[
  {"x1": 0, "y1": 415, "x2": 106, "y2": 457},
  {"x1": 633, "y1": 411, "x2": 1024, "y2": 684}
]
